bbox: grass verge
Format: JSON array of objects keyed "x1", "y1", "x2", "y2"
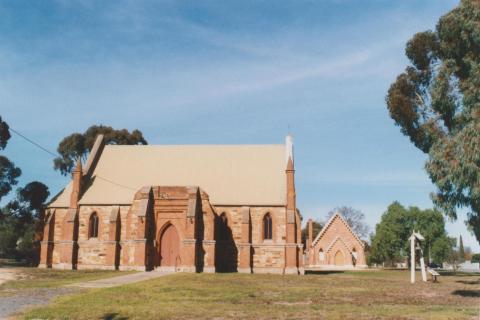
[
  {"x1": 1, "y1": 268, "x2": 135, "y2": 291},
  {"x1": 20, "y1": 270, "x2": 480, "y2": 320}
]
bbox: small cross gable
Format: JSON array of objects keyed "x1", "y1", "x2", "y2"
[{"x1": 312, "y1": 212, "x2": 364, "y2": 248}]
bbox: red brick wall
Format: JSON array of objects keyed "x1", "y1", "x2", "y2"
[{"x1": 308, "y1": 215, "x2": 366, "y2": 268}]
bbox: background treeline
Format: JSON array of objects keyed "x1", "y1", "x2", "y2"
[
  {"x1": 0, "y1": 117, "x2": 147, "y2": 265},
  {"x1": 369, "y1": 201, "x2": 471, "y2": 268},
  {"x1": 0, "y1": 116, "x2": 50, "y2": 264}
]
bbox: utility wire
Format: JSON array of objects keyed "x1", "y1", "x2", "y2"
[
  {"x1": 94, "y1": 175, "x2": 138, "y2": 191},
  {"x1": 9, "y1": 127, "x2": 137, "y2": 191},
  {"x1": 9, "y1": 127, "x2": 58, "y2": 158}
]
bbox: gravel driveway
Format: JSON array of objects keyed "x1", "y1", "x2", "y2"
[
  {"x1": 0, "y1": 287, "x2": 81, "y2": 319},
  {"x1": 0, "y1": 268, "x2": 171, "y2": 319}
]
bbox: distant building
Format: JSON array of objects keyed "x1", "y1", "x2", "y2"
[
  {"x1": 39, "y1": 134, "x2": 303, "y2": 274},
  {"x1": 305, "y1": 213, "x2": 367, "y2": 269}
]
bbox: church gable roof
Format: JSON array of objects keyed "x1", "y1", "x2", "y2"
[
  {"x1": 49, "y1": 144, "x2": 287, "y2": 207},
  {"x1": 312, "y1": 212, "x2": 364, "y2": 248}
]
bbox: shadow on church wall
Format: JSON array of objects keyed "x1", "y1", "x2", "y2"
[
  {"x1": 214, "y1": 213, "x2": 238, "y2": 272},
  {"x1": 195, "y1": 204, "x2": 205, "y2": 273}
]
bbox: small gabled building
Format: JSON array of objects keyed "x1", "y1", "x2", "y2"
[{"x1": 305, "y1": 212, "x2": 367, "y2": 269}]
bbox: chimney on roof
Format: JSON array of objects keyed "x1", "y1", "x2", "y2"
[{"x1": 70, "y1": 157, "x2": 82, "y2": 209}]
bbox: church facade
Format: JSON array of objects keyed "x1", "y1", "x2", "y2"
[{"x1": 39, "y1": 135, "x2": 303, "y2": 274}]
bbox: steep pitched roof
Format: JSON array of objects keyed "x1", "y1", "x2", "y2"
[
  {"x1": 312, "y1": 212, "x2": 364, "y2": 247},
  {"x1": 49, "y1": 144, "x2": 287, "y2": 207}
]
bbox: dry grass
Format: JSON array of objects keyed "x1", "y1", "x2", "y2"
[
  {"x1": 18, "y1": 269, "x2": 480, "y2": 320},
  {"x1": 0, "y1": 268, "x2": 134, "y2": 292}
]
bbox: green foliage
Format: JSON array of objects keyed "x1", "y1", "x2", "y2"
[
  {"x1": 17, "y1": 181, "x2": 50, "y2": 213},
  {"x1": 54, "y1": 125, "x2": 148, "y2": 175},
  {"x1": 445, "y1": 237, "x2": 461, "y2": 271},
  {"x1": 0, "y1": 156, "x2": 21, "y2": 201},
  {"x1": 0, "y1": 116, "x2": 49, "y2": 262},
  {"x1": 386, "y1": 0, "x2": 480, "y2": 243},
  {"x1": 369, "y1": 202, "x2": 409, "y2": 266},
  {"x1": 0, "y1": 215, "x2": 18, "y2": 257},
  {"x1": 15, "y1": 224, "x2": 36, "y2": 263},
  {"x1": 0, "y1": 181, "x2": 49, "y2": 262},
  {"x1": 430, "y1": 235, "x2": 453, "y2": 265},
  {"x1": 0, "y1": 116, "x2": 21, "y2": 201},
  {"x1": 301, "y1": 220, "x2": 323, "y2": 246},
  {"x1": 326, "y1": 206, "x2": 369, "y2": 239},
  {"x1": 0, "y1": 116, "x2": 11, "y2": 150},
  {"x1": 471, "y1": 253, "x2": 480, "y2": 263},
  {"x1": 370, "y1": 202, "x2": 452, "y2": 266}
]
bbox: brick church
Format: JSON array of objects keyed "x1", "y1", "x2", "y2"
[
  {"x1": 39, "y1": 135, "x2": 304, "y2": 274},
  {"x1": 304, "y1": 213, "x2": 367, "y2": 269}
]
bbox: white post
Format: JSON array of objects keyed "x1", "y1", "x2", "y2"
[
  {"x1": 410, "y1": 234, "x2": 415, "y2": 284},
  {"x1": 420, "y1": 256, "x2": 427, "y2": 282}
]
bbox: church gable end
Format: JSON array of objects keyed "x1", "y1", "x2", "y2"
[{"x1": 306, "y1": 213, "x2": 367, "y2": 269}]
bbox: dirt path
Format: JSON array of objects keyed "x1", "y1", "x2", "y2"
[
  {"x1": 0, "y1": 270, "x2": 172, "y2": 319},
  {"x1": 69, "y1": 269, "x2": 172, "y2": 288},
  {"x1": 0, "y1": 268, "x2": 18, "y2": 286},
  {"x1": 1, "y1": 287, "x2": 80, "y2": 319}
]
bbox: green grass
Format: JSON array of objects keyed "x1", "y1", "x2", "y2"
[
  {"x1": 19, "y1": 270, "x2": 480, "y2": 320},
  {"x1": 0, "y1": 268, "x2": 135, "y2": 291}
]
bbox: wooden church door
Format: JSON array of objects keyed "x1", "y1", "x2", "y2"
[
  {"x1": 334, "y1": 250, "x2": 344, "y2": 266},
  {"x1": 159, "y1": 224, "x2": 180, "y2": 267}
]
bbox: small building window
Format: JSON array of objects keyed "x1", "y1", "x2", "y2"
[
  {"x1": 319, "y1": 249, "x2": 325, "y2": 262},
  {"x1": 352, "y1": 247, "x2": 358, "y2": 260},
  {"x1": 263, "y1": 213, "x2": 272, "y2": 240},
  {"x1": 218, "y1": 212, "x2": 229, "y2": 241},
  {"x1": 89, "y1": 213, "x2": 99, "y2": 239},
  {"x1": 352, "y1": 247, "x2": 358, "y2": 266}
]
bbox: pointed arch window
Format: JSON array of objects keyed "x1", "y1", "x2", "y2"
[
  {"x1": 89, "y1": 212, "x2": 99, "y2": 239},
  {"x1": 319, "y1": 248, "x2": 325, "y2": 262},
  {"x1": 219, "y1": 212, "x2": 229, "y2": 241},
  {"x1": 263, "y1": 213, "x2": 273, "y2": 240},
  {"x1": 352, "y1": 247, "x2": 358, "y2": 259}
]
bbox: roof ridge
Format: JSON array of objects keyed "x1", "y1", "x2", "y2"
[{"x1": 103, "y1": 144, "x2": 285, "y2": 147}]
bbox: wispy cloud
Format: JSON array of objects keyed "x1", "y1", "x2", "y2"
[
  {"x1": 1, "y1": 0, "x2": 475, "y2": 250},
  {"x1": 305, "y1": 171, "x2": 433, "y2": 188}
]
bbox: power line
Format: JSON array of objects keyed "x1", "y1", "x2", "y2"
[
  {"x1": 9, "y1": 127, "x2": 58, "y2": 157},
  {"x1": 9, "y1": 127, "x2": 137, "y2": 191},
  {"x1": 95, "y1": 175, "x2": 137, "y2": 191}
]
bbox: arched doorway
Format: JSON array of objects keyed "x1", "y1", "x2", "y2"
[
  {"x1": 159, "y1": 224, "x2": 180, "y2": 268},
  {"x1": 334, "y1": 250, "x2": 344, "y2": 265}
]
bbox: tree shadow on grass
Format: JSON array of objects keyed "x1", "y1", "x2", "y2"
[
  {"x1": 456, "y1": 279, "x2": 480, "y2": 285},
  {"x1": 305, "y1": 270, "x2": 345, "y2": 275},
  {"x1": 452, "y1": 290, "x2": 480, "y2": 298},
  {"x1": 101, "y1": 313, "x2": 129, "y2": 320},
  {"x1": 439, "y1": 271, "x2": 480, "y2": 277}
]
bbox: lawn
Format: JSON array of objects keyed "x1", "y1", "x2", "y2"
[
  {"x1": 18, "y1": 270, "x2": 480, "y2": 320},
  {"x1": 0, "y1": 268, "x2": 134, "y2": 293}
]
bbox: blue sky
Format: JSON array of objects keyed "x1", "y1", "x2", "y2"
[{"x1": 1, "y1": 0, "x2": 477, "y2": 251}]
